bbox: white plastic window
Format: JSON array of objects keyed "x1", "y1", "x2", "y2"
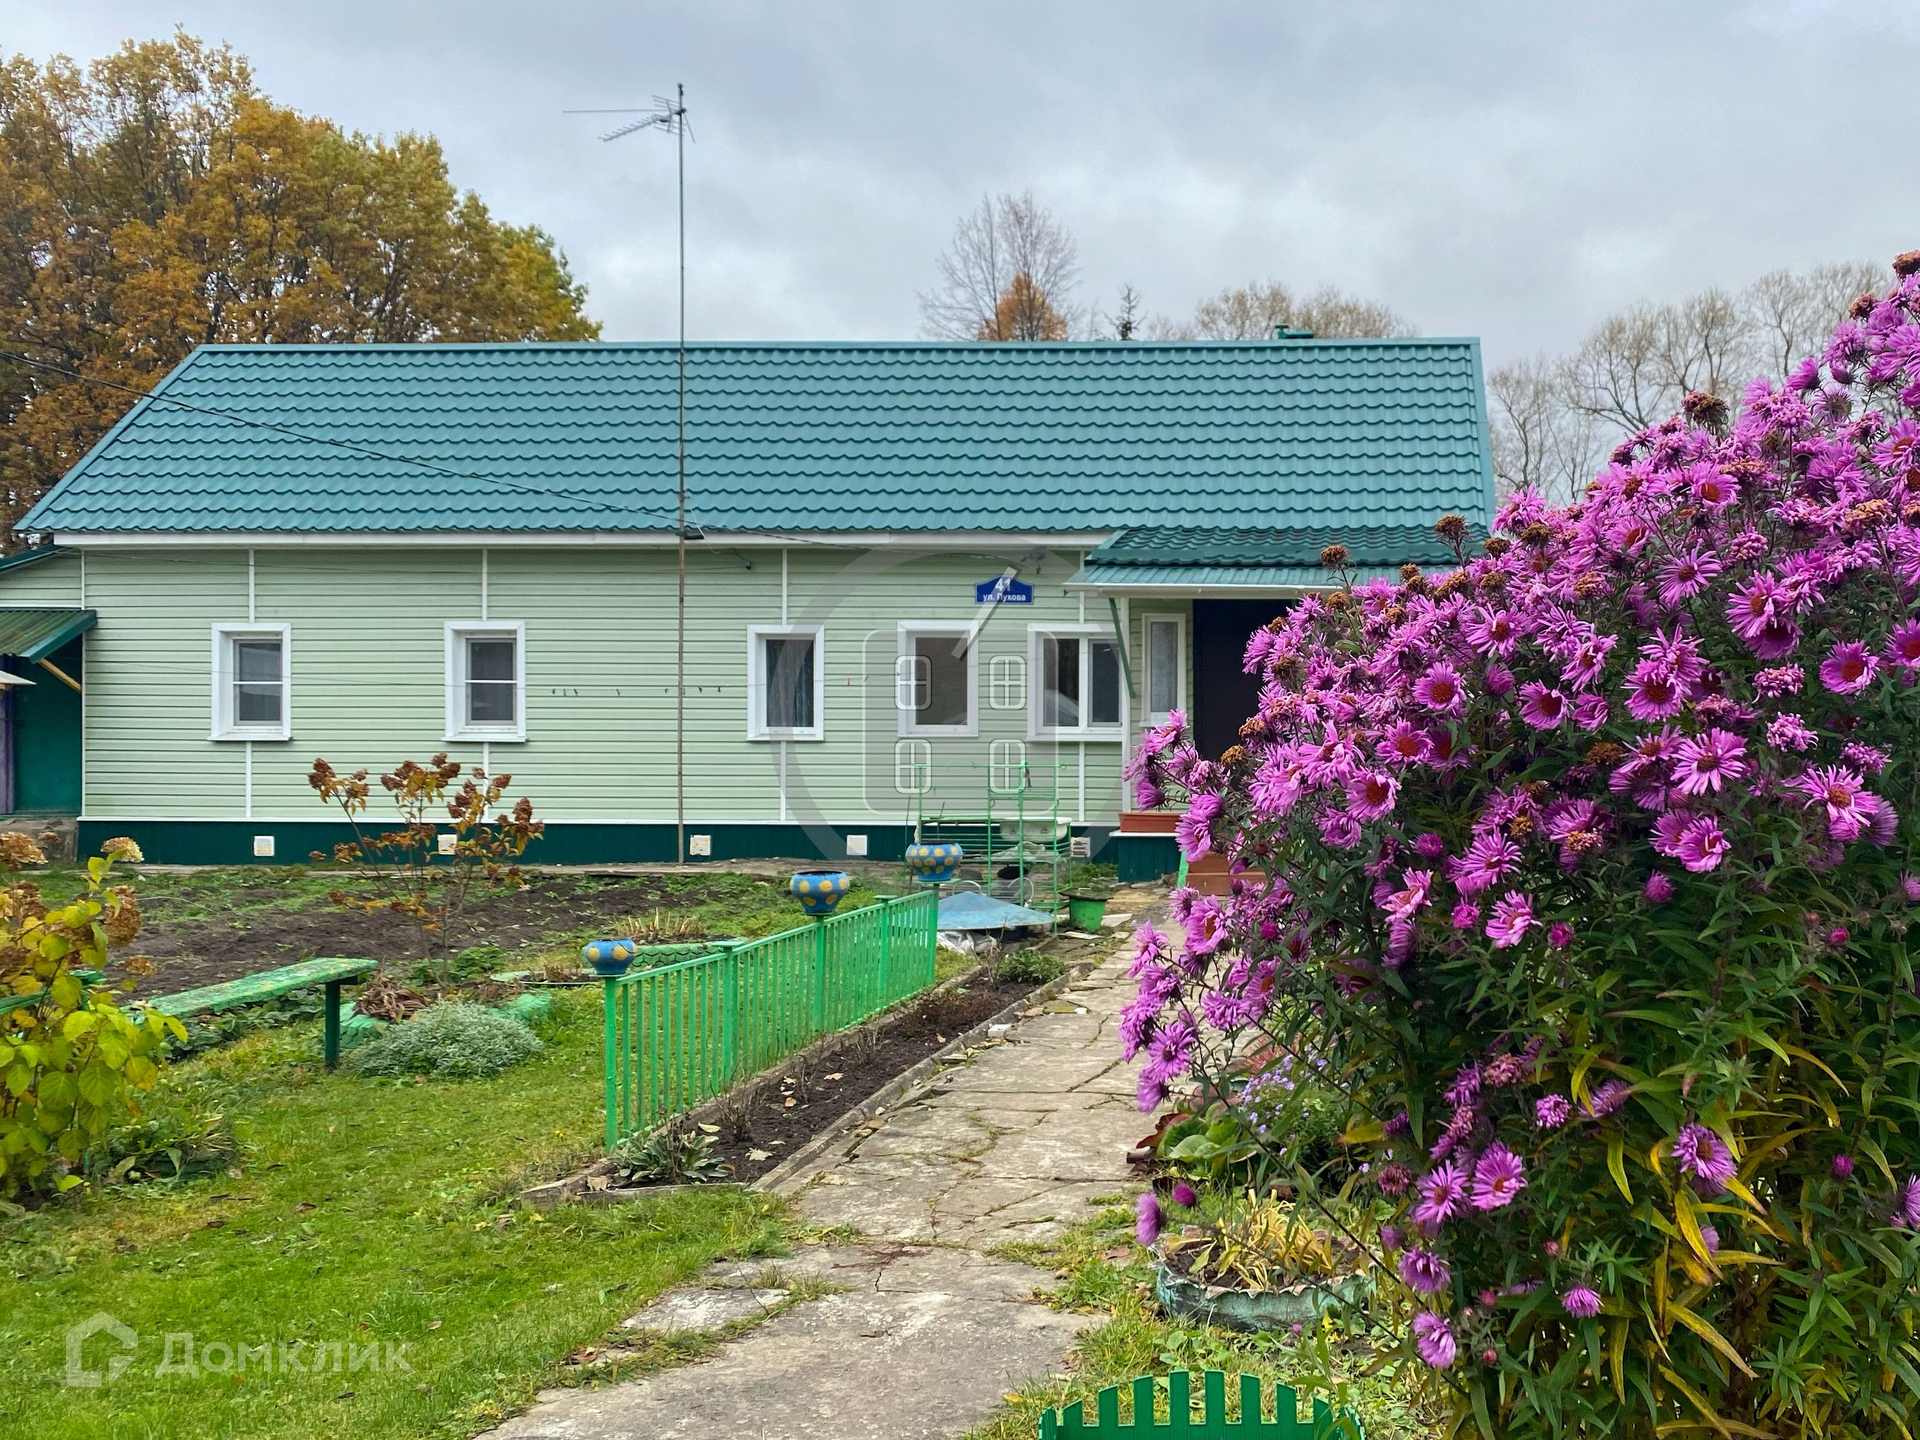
[
  {"x1": 211, "y1": 624, "x2": 291, "y2": 741},
  {"x1": 445, "y1": 622, "x2": 526, "y2": 742}
]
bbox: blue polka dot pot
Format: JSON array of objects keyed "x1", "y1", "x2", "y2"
[
  {"x1": 581, "y1": 938, "x2": 639, "y2": 977},
  {"x1": 790, "y1": 869, "x2": 852, "y2": 916},
  {"x1": 904, "y1": 841, "x2": 964, "y2": 884}
]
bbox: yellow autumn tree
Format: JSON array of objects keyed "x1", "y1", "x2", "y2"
[
  {"x1": 977, "y1": 271, "x2": 1070, "y2": 342},
  {"x1": 0, "y1": 31, "x2": 599, "y2": 543}
]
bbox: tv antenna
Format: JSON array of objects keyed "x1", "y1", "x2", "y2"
[{"x1": 567, "y1": 85, "x2": 694, "y2": 866}]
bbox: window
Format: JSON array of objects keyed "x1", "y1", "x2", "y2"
[
  {"x1": 896, "y1": 623, "x2": 977, "y2": 737},
  {"x1": 1030, "y1": 626, "x2": 1123, "y2": 738},
  {"x1": 747, "y1": 625, "x2": 825, "y2": 740},
  {"x1": 445, "y1": 622, "x2": 525, "y2": 741},
  {"x1": 1142, "y1": 614, "x2": 1186, "y2": 726},
  {"x1": 211, "y1": 624, "x2": 291, "y2": 741},
  {"x1": 989, "y1": 655, "x2": 1026, "y2": 709}
]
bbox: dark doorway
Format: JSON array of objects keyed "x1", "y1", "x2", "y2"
[
  {"x1": 1191, "y1": 598, "x2": 1290, "y2": 760},
  {"x1": 4, "y1": 639, "x2": 81, "y2": 815}
]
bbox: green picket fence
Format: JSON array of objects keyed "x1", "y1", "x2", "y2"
[
  {"x1": 1039, "y1": 1372, "x2": 1363, "y2": 1439},
  {"x1": 602, "y1": 890, "x2": 939, "y2": 1146}
]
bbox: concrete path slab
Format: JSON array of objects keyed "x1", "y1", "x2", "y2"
[{"x1": 485, "y1": 891, "x2": 1165, "y2": 1440}]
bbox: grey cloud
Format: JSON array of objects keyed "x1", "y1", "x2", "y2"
[{"x1": 10, "y1": 0, "x2": 1918, "y2": 364}]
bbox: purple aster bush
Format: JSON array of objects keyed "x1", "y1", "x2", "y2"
[{"x1": 1122, "y1": 257, "x2": 1920, "y2": 1439}]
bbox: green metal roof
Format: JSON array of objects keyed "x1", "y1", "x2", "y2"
[
  {"x1": 1068, "y1": 563, "x2": 1404, "y2": 591},
  {"x1": 1065, "y1": 523, "x2": 1473, "y2": 591},
  {"x1": 20, "y1": 339, "x2": 1496, "y2": 537},
  {"x1": 0, "y1": 608, "x2": 94, "y2": 661}
]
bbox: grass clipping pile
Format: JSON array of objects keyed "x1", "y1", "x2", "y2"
[{"x1": 348, "y1": 1002, "x2": 543, "y2": 1080}]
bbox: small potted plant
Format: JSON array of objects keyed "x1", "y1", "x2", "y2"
[
  {"x1": 1063, "y1": 866, "x2": 1118, "y2": 931},
  {"x1": 1153, "y1": 1189, "x2": 1372, "y2": 1331}
]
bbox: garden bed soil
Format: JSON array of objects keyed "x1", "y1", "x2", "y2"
[
  {"x1": 113, "y1": 874, "x2": 717, "y2": 997},
  {"x1": 646, "y1": 973, "x2": 1038, "y2": 1187}
]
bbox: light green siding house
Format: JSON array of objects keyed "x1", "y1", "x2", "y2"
[{"x1": 6, "y1": 338, "x2": 1495, "y2": 866}]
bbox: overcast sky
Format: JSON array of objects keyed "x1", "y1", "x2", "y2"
[{"x1": 10, "y1": 2, "x2": 1919, "y2": 366}]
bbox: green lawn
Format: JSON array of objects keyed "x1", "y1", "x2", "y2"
[{"x1": 0, "y1": 988, "x2": 789, "y2": 1440}]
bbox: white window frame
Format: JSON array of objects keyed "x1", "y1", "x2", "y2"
[
  {"x1": 747, "y1": 624, "x2": 825, "y2": 741},
  {"x1": 1028, "y1": 624, "x2": 1125, "y2": 741},
  {"x1": 211, "y1": 623, "x2": 292, "y2": 742},
  {"x1": 445, "y1": 621, "x2": 526, "y2": 743},
  {"x1": 1140, "y1": 612, "x2": 1187, "y2": 727},
  {"x1": 895, "y1": 621, "x2": 979, "y2": 738}
]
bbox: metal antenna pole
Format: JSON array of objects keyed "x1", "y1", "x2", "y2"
[
  {"x1": 674, "y1": 82, "x2": 687, "y2": 870},
  {"x1": 567, "y1": 87, "x2": 693, "y2": 864}
]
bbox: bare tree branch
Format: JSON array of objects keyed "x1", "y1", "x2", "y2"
[{"x1": 918, "y1": 190, "x2": 1080, "y2": 340}]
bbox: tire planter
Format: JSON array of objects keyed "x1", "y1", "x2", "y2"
[{"x1": 1154, "y1": 1261, "x2": 1371, "y2": 1332}]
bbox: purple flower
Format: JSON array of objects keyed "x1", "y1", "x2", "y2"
[
  {"x1": 1376, "y1": 1162, "x2": 1412, "y2": 1196},
  {"x1": 1644, "y1": 872, "x2": 1675, "y2": 904},
  {"x1": 1673, "y1": 1124, "x2": 1737, "y2": 1194},
  {"x1": 1832, "y1": 1153, "x2": 1855, "y2": 1179},
  {"x1": 1561, "y1": 1286, "x2": 1602, "y2": 1319},
  {"x1": 1766, "y1": 712, "x2": 1816, "y2": 753},
  {"x1": 1753, "y1": 665, "x2": 1804, "y2": 697},
  {"x1": 1585, "y1": 1080, "x2": 1631, "y2": 1118},
  {"x1": 1174, "y1": 792, "x2": 1223, "y2": 861},
  {"x1": 1450, "y1": 901, "x2": 1481, "y2": 931},
  {"x1": 1820, "y1": 640, "x2": 1879, "y2": 694},
  {"x1": 1672, "y1": 729, "x2": 1747, "y2": 796},
  {"x1": 1171, "y1": 1182, "x2": 1198, "y2": 1208},
  {"x1": 1623, "y1": 662, "x2": 1685, "y2": 722},
  {"x1": 1674, "y1": 816, "x2": 1730, "y2": 873},
  {"x1": 1346, "y1": 769, "x2": 1400, "y2": 821},
  {"x1": 1412, "y1": 1312, "x2": 1457, "y2": 1368},
  {"x1": 1136, "y1": 1190, "x2": 1162, "y2": 1246},
  {"x1": 1698, "y1": 1224, "x2": 1721, "y2": 1257},
  {"x1": 1412, "y1": 1159, "x2": 1470, "y2": 1228},
  {"x1": 1895, "y1": 1178, "x2": 1920, "y2": 1229},
  {"x1": 1535, "y1": 1094, "x2": 1571, "y2": 1129},
  {"x1": 1398, "y1": 1247, "x2": 1451, "y2": 1295},
  {"x1": 1471, "y1": 1143, "x2": 1527, "y2": 1210},
  {"x1": 1485, "y1": 891, "x2": 1536, "y2": 948},
  {"x1": 1547, "y1": 922, "x2": 1574, "y2": 950},
  {"x1": 1379, "y1": 1224, "x2": 1403, "y2": 1252},
  {"x1": 1414, "y1": 664, "x2": 1467, "y2": 715},
  {"x1": 1887, "y1": 620, "x2": 1920, "y2": 670},
  {"x1": 1517, "y1": 683, "x2": 1570, "y2": 729}
]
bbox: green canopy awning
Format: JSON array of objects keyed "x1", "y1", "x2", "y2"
[{"x1": 0, "y1": 608, "x2": 95, "y2": 661}]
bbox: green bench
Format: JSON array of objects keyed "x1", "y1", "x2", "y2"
[
  {"x1": 0, "y1": 969, "x2": 106, "y2": 1021},
  {"x1": 148, "y1": 956, "x2": 378, "y2": 1069}
]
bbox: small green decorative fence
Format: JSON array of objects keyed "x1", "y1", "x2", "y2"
[
  {"x1": 1040, "y1": 1372, "x2": 1363, "y2": 1440},
  {"x1": 602, "y1": 890, "x2": 938, "y2": 1145}
]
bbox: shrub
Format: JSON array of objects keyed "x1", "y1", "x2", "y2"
[
  {"x1": 993, "y1": 949, "x2": 1067, "y2": 985},
  {"x1": 1124, "y1": 261, "x2": 1920, "y2": 1438},
  {"x1": 308, "y1": 754, "x2": 542, "y2": 984},
  {"x1": 0, "y1": 836, "x2": 180, "y2": 1197},
  {"x1": 347, "y1": 1002, "x2": 542, "y2": 1079}
]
